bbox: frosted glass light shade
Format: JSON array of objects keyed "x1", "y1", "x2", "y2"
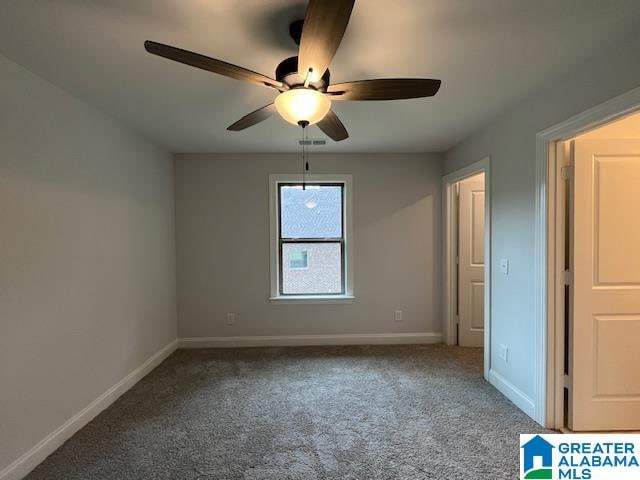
[{"x1": 274, "y1": 88, "x2": 331, "y2": 125}]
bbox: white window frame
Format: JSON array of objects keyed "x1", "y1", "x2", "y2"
[{"x1": 269, "y1": 174, "x2": 354, "y2": 304}]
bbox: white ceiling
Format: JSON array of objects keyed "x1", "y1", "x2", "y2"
[{"x1": 1, "y1": 0, "x2": 640, "y2": 153}]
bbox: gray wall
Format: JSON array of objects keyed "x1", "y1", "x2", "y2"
[
  {"x1": 0, "y1": 55, "x2": 177, "y2": 470},
  {"x1": 175, "y1": 153, "x2": 443, "y2": 338},
  {"x1": 444, "y1": 28, "x2": 640, "y2": 403}
]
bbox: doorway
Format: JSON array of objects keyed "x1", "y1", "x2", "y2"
[
  {"x1": 543, "y1": 107, "x2": 640, "y2": 431},
  {"x1": 443, "y1": 158, "x2": 491, "y2": 377},
  {"x1": 456, "y1": 173, "x2": 485, "y2": 347}
]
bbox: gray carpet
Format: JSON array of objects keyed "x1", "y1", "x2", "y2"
[{"x1": 25, "y1": 345, "x2": 548, "y2": 479}]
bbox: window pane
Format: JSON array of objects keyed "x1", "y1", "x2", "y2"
[
  {"x1": 280, "y1": 185, "x2": 342, "y2": 238},
  {"x1": 289, "y1": 250, "x2": 308, "y2": 269},
  {"x1": 282, "y1": 243, "x2": 342, "y2": 294}
]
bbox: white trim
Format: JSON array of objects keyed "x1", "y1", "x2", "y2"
[
  {"x1": 0, "y1": 340, "x2": 177, "y2": 480},
  {"x1": 442, "y1": 157, "x2": 491, "y2": 380},
  {"x1": 269, "y1": 294, "x2": 354, "y2": 304},
  {"x1": 178, "y1": 332, "x2": 442, "y2": 348},
  {"x1": 488, "y1": 369, "x2": 536, "y2": 419},
  {"x1": 269, "y1": 173, "x2": 354, "y2": 300},
  {"x1": 544, "y1": 141, "x2": 575, "y2": 430},
  {"x1": 536, "y1": 85, "x2": 640, "y2": 428}
]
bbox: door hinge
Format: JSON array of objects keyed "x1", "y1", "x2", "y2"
[
  {"x1": 561, "y1": 165, "x2": 573, "y2": 180},
  {"x1": 563, "y1": 270, "x2": 571, "y2": 286},
  {"x1": 456, "y1": 255, "x2": 459, "y2": 265},
  {"x1": 563, "y1": 374, "x2": 571, "y2": 389},
  {"x1": 455, "y1": 315, "x2": 459, "y2": 325}
]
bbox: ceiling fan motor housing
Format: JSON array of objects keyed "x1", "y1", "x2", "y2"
[{"x1": 275, "y1": 56, "x2": 330, "y2": 91}]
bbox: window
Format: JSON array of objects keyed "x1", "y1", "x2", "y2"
[{"x1": 270, "y1": 174, "x2": 353, "y2": 302}]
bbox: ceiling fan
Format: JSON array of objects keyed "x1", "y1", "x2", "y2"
[{"x1": 144, "y1": 0, "x2": 441, "y2": 142}]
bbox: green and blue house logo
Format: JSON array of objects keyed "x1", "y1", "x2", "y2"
[
  {"x1": 520, "y1": 433, "x2": 640, "y2": 480},
  {"x1": 521, "y1": 435, "x2": 554, "y2": 479}
]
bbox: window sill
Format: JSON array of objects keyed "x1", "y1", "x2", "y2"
[{"x1": 269, "y1": 295, "x2": 355, "y2": 304}]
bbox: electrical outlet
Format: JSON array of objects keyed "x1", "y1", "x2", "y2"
[
  {"x1": 394, "y1": 310, "x2": 402, "y2": 322},
  {"x1": 500, "y1": 258, "x2": 509, "y2": 275},
  {"x1": 499, "y1": 344, "x2": 508, "y2": 363},
  {"x1": 226, "y1": 313, "x2": 236, "y2": 325}
]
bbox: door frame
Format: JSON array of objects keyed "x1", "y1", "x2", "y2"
[
  {"x1": 443, "y1": 157, "x2": 491, "y2": 379},
  {"x1": 536, "y1": 85, "x2": 640, "y2": 428}
]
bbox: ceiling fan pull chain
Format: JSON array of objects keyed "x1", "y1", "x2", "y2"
[
  {"x1": 305, "y1": 126, "x2": 310, "y2": 174},
  {"x1": 298, "y1": 120, "x2": 309, "y2": 190}
]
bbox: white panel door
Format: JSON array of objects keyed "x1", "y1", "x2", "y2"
[
  {"x1": 458, "y1": 174, "x2": 485, "y2": 347},
  {"x1": 569, "y1": 138, "x2": 640, "y2": 431}
]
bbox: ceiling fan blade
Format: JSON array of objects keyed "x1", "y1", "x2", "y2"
[
  {"x1": 144, "y1": 41, "x2": 283, "y2": 89},
  {"x1": 227, "y1": 104, "x2": 276, "y2": 131},
  {"x1": 327, "y1": 79, "x2": 442, "y2": 101},
  {"x1": 298, "y1": 0, "x2": 355, "y2": 83},
  {"x1": 317, "y1": 110, "x2": 349, "y2": 141}
]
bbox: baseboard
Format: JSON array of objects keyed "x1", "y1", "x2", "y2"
[
  {"x1": 488, "y1": 368, "x2": 536, "y2": 420},
  {"x1": 0, "y1": 339, "x2": 178, "y2": 480},
  {"x1": 178, "y1": 332, "x2": 442, "y2": 348}
]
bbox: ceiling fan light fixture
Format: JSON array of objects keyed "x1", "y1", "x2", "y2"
[{"x1": 274, "y1": 88, "x2": 331, "y2": 126}]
